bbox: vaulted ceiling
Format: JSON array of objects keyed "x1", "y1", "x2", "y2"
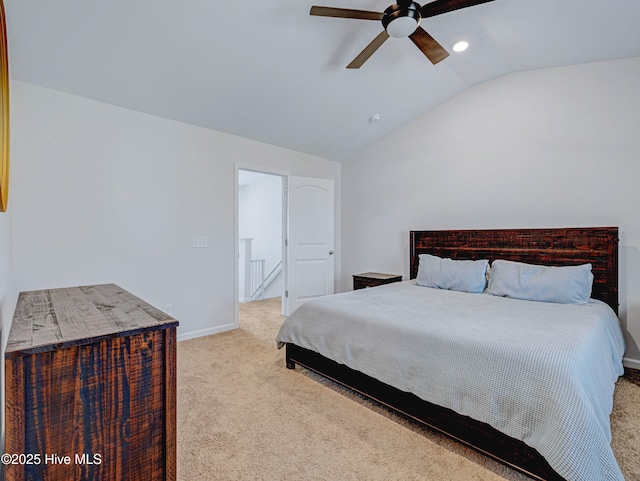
[{"x1": 6, "y1": 0, "x2": 640, "y2": 161}]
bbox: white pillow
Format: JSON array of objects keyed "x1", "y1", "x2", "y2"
[
  {"x1": 416, "y1": 254, "x2": 488, "y2": 294},
  {"x1": 488, "y1": 259, "x2": 593, "y2": 304}
]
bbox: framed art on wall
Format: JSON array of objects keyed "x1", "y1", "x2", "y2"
[{"x1": 0, "y1": 0, "x2": 9, "y2": 212}]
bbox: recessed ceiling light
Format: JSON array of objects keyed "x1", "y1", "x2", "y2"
[{"x1": 452, "y1": 41, "x2": 469, "y2": 53}]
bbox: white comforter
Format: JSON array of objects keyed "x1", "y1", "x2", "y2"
[{"x1": 276, "y1": 281, "x2": 626, "y2": 481}]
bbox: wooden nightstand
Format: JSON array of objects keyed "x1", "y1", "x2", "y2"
[{"x1": 353, "y1": 272, "x2": 402, "y2": 290}]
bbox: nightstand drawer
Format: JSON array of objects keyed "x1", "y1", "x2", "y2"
[{"x1": 353, "y1": 272, "x2": 402, "y2": 290}]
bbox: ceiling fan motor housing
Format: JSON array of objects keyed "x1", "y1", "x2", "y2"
[{"x1": 382, "y1": 1, "x2": 422, "y2": 37}]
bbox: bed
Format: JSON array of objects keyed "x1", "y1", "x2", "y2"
[{"x1": 276, "y1": 227, "x2": 626, "y2": 481}]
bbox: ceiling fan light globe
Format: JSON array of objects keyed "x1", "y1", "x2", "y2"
[
  {"x1": 386, "y1": 16, "x2": 419, "y2": 38},
  {"x1": 382, "y1": 2, "x2": 421, "y2": 38}
]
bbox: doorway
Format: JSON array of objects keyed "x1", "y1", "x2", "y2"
[
  {"x1": 236, "y1": 168, "x2": 287, "y2": 328},
  {"x1": 235, "y1": 167, "x2": 336, "y2": 329}
]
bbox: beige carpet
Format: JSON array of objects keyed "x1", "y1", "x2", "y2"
[{"x1": 177, "y1": 297, "x2": 640, "y2": 481}]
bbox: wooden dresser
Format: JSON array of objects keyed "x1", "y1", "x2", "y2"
[{"x1": 4, "y1": 284, "x2": 178, "y2": 481}]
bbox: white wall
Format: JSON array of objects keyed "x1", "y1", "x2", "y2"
[
  {"x1": 0, "y1": 208, "x2": 11, "y2": 347},
  {"x1": 10, "y1": 81, "x2": 340, "y2": 340},
  {"x1": 341, "y1": 57, "x2": 640, "y2": 366},
  {"x1": 0, "y1": 87, "x2": 16, "y2": 460},
  {"x1": 238, "y1": 172, "x2": 283, "y2": 299},
  {"x1": 0, "y1": 197, "x2": 11, "y2": 460}
]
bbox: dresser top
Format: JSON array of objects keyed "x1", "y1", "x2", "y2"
[{"x1": 6, "y1": 284, "x2": 179, "y2": 356}]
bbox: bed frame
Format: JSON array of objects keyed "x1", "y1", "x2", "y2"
[{"x1": 284, "y1": 227, "x2": 619, "y2": 481}]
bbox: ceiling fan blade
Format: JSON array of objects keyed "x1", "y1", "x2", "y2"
[
  {"x1": 347, "y1": 30, "x2": 390, "y2": 69},
  {"x1": 420, "y1": 0, "x2": 494, "y2": 19},
  {"x1": 409, "y1": 27, "x2": 449, "y2": 64},
  {"x1": 310, "y1": 6, "x2": 383, "y2": 20}
]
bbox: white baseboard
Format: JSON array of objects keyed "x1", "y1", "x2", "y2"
[
  {"x1": 623, "y1": 357, "x2": 640, "y2": 370},
  {"x1": 177, "y1": 323, "x2": 236, "y2": 342}
]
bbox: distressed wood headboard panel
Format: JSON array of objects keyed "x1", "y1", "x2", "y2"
[{"x1": 410, "y1": 227, "x2": 619, "y2": 314}]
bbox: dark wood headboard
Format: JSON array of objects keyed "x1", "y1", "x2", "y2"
[{"x1": 410, "y1": 227, "x2": 619, "y2": 314}]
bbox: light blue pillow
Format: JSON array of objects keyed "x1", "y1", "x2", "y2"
[
  {"x1": 488, "y1": 259, "x2": 593, "y2": 304},
  {"x1": 416, "y1": 254, "x2": 488, "y2": 294}
]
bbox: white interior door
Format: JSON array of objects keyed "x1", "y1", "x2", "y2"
[{"x1": 286, "y1": 176, "x2": 335, "y2": 315}]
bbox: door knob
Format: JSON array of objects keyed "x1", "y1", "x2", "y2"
[{"x1": 329, "y1": 250, "x2": 334, "y2": 255}]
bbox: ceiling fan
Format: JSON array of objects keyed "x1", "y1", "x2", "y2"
[{"x1": 310, "y1": 0, "x2": 494, "y2": 68}]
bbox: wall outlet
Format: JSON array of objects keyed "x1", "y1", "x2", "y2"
[{"x1": 192, "y1": 235, "x2": 208, "y2": 248}]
